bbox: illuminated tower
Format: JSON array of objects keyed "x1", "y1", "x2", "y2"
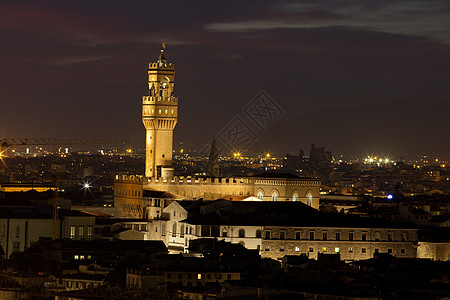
[{"x1": 142, "y1": 44, "x2": 178, "y2": 178}]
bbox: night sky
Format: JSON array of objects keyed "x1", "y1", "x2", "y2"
[{"x1": 1, "y1": 1, "x2": 449, "y2": 159}]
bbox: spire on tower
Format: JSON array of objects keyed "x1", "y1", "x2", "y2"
[
  {"x1": 207, "y1": 138, "x2": 220, "y2": 177},
  {"x1": 157, "y1": 40, "x2": 167, "y2": 65}
]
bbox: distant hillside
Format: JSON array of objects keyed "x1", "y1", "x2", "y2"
[{"x1": 253, "y1": 101, "x2": 450, "y2": 160}]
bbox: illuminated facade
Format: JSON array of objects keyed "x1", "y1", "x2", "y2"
[
  {"x1": 114, "y1": 47, "x2": 321, "y2": 219},
  {"x1": 142, "y1": 44, "x2": 178, "y2": 178}
]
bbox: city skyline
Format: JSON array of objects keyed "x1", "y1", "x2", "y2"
[{"x1": 0, "y1": 1, "x2": 449, "y2": 159}]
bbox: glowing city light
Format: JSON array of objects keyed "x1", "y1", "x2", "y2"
[{"x1": 387, "y1": 194, "x2": 393, "y2": 200}]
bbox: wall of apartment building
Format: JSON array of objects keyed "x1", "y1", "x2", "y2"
[
  {"x1": 218, "y1": 225, "x2": 264, "y2": 252},
  {"x1": 62, "y1": 216, "x2": 97, "y2": 240},
  {"x1": 0, "y1": 218, "x2": 53, "y2": 258},
  {"x1": 114, "y1": 177, "x2": 146, "y2": 218},
  {"x1": 261, "y1": 226, "x2": 418, "y2": 260},
  {"x1": 417, "y1": 242, "x2": 450, "y2": 261},
  {"x1": 164, "y1": 271, "x2": 240, "y2": 286}
]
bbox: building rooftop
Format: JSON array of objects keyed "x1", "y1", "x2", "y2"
[{"x1": 185, "y1": 200, "x2": 419, "y2": 229}]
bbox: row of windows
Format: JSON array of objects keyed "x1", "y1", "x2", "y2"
[
  {"x1": 123, "y1": 224, "x2": 147, "y2": 231},
  {"x1": 256, "y1": 191, "x2": 313, "y2": 205},
  {"x1": 69, "y1": 225, "x2": 93, "y2": 239},
  {"x1": 73, "y1": 254, "x2": 93, "y2": 260},
  {"x1": 1, "y1": 225, "x2": 21, "y2": 238},
  {"x1": 220, "y1": 229, "x2": 409, "y2": 242},
  {"x1": 116, "y1": 189, "x2": 141, "y2": 198},
  {"x1": 143, "y1": 109, "x2": 175, "y2": 115},
  {"x1": 160, "y1": 222, "x2": 193, "y2": 237},
  {"x1": 264, "y1": 245, "x2": 407, "y2": 254},
  {"x1": 166, "y1": 273, "x2": 233, "y2": 280},
  {"x1": 261, "y1": 230, "x2": 409, "y2": 242}
]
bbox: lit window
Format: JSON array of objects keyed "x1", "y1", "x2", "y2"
[
  {"x1": 70, "y1": 226, "x2": 76, "y2": 239},
  {"x1": 197, "y1": 274, "x2": 202, "y2": 280},
  {"x1": 271, "y1": 192, "x2": 278, "y2": 201},
  {"x1": 306, "y1": 192, "x2": 313, "y2": 206},
  {"x1": 180, "y1": 224, "x2": 185, "y2": 238},
  {"x1": 257, "y1": 191, "x2": 264, "y2": 200},
  {"x1": 172, "y1": 222, "x2": 177, "y2": 237},
  {"x1": 322, "y1": 247, "x2": 327, "y2": 252},
  {"x1": 87, "y1": 226, "x2": 93, "y2": 239},
  {"x1": 375, "y1": 232, "x2": 380, "y2": 241},
  {"x1": 295, "y1": 247, "x2": 300, "y2": 252},
  {"x1": 292, "y1": 193, "x2": 298, "y2": 202},
  {"x1": 78, "y1": 226, "x2": 84, "y2": 238},
  {"x1": 335, "y1": 247, "x2": 340, "y2": 253}
]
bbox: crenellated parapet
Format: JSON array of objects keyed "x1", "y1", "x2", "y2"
[
  {"x1": 253, "y1": 178, "x2": 321, "y2": 187},
  {"x1": 115, "y1": 174, "x2": 145, "y2": 184},
  {"x1": 142, "y1": 96, "x2": 178, "y2": 104},
  {"x1": 148, "y1": 62, "x2": 175, "y2": 70}
]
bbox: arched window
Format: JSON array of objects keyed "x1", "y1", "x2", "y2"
[
  {"x1": 257, "y1": 191, "x2": 264, "y2": 201},
  {"x1": 306, "y1": 192, "x2": 313, "y2": 206},
  {"x1": 172, "y1": 222, "x2": 177, "y2": 237},
  {"x1": 271, "y1": 192, "x2": 278, "y2": 201},
  {"x1": 162, "y1": 223, "x2": 166, "y2": 236},
  {"x1": 180, "y1": 224, "x2": 185, "y2": 237},
  {"x1": 292, "y1": 193, "x2": 298, "y2": 202},
  {"x1": 238, "y1": 229, "x2": 245, "y2": 238}
]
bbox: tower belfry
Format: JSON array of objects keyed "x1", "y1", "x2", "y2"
[{"x1": 142, "y1": 44, "x2": 178, "y2": 178}]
